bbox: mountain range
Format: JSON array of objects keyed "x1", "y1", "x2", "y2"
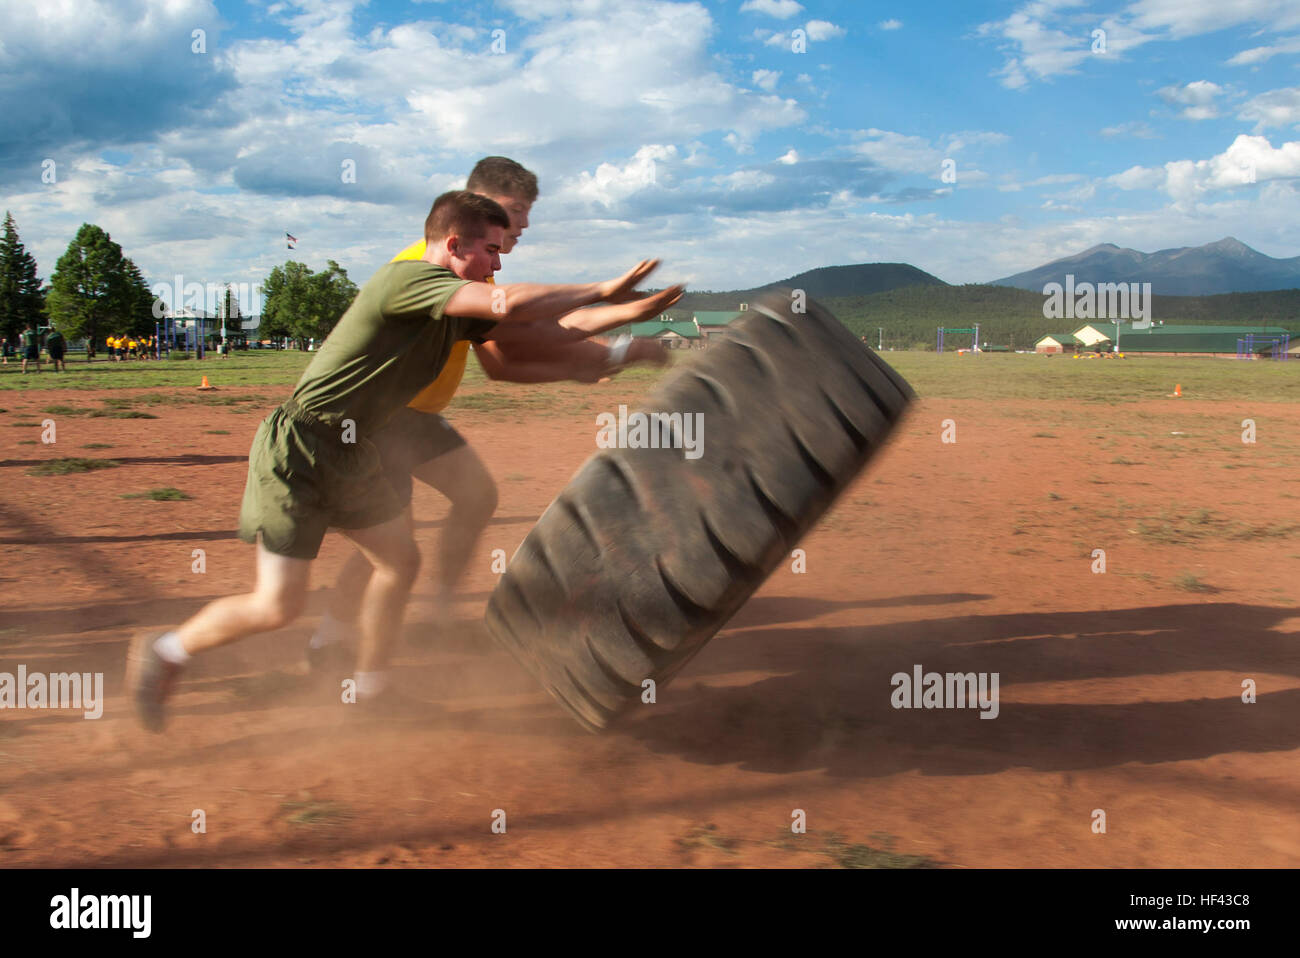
[{"x1": 989, "y1": 238, "x2": 1300, "y2": 297}]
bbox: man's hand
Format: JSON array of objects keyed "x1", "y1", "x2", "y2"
[
  {"x1": 559, "y1": 284, "x2": 684, "y2": 337},
  {"x1": 599, "y1": 259, "x2": 661, "y2": 303}
]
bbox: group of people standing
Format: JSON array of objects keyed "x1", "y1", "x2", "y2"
[
  {"x1": 106, "y1": 334, "x2": 155, "y2": 360},
  {"x1": 0, "y1": 324, "x2": 66, "y2": 372}
]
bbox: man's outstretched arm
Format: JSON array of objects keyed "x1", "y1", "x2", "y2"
[
  {"x1": 474, "y1": 337, "x2": 667, "y2": 384},
  {"x1": 485, "y1": 284, "x2": 683, "y2": 355},
  {"x1": 445, "y1": 259, "x2": 672, "y2": 324}
]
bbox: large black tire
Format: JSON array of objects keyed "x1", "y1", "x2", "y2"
[{"x1": 485, "y1": 289, "x2": 915, "y2": 731}]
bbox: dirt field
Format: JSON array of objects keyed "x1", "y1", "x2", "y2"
[{"x1": 1, "y1": 374, "x2": 1298, "y2": 868}]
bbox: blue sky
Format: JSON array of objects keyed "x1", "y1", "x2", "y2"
[{"x1": 3, "y1": 0, "x2": 1299, "y2": 312}]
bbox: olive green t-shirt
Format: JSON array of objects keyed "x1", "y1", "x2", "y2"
[
  {"x1": 22, "y1": 330, "x2": 38, "y2": 349},
  {"x1": 290, "y1": 261, "x2": 495, "y2": 433}
]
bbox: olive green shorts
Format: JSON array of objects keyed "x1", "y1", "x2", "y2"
[
  {"x1": 237, "y1": 402, "x2": 406, "y2": 559},
  {"x1": 372, "y1": 406, "x2": 468, "y2": 505}
]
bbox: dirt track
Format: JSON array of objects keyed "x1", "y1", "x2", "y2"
[{"x1": 1, "y1": 384, "x2": 1298, "y2": 867}]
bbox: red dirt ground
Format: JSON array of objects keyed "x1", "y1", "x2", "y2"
[{"x1": 1, "y1": 382, "x2": 1298, "y2": 868}]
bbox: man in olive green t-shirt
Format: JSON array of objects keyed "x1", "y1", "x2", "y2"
[
  {"x1": 20, "y1": 325, "x2": 41, "y2": 374},
  {"x1": 128, "y1": 189, "x2": 683, "y2": 731}
]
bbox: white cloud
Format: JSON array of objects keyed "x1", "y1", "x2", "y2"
[
  {"x1": 805, "y1": 20, "x2": 845, "y2": 42},
  {"x1": 1100, "y1": 121, "x2": 1157, "y2": 138},
  {"x1": 1127, "y1": 0, "x2": 1300, "y2": 39},
  {"x1": 849, "y1": 128, "x2": 1007, "y2": 174},
  {"x1": 714, "y1": 169, "x2": 777, "y2": 190},
  {"x1": 851, "y1": 129, "x2": 944, "y2": 173},
  {"x1": 880, "y1": 19, "x2": 903, "y2": 31},
  {"x1": 777, "y1": 149, "x2": 798, "y2": 164},
  {"x1": 1106, "y1": 135, "x2": 1300, "y2": 208},
  {"x1": 1109, "y1": 165, "x2": 1165, "y2": 190},
  {"x1": 1157, "y1": 80, "x2": 1223, "y2": 120},
  {"x1": 1239, "y1": 87, "x2": 1300, "y2": 130},
  {"x1": 752, "y1": 69, "x2": 781, "y2": 91},
  {"x1": 739, "y1": 0, "x2": 804, "y2": 18},
  {"x1": 724, "y1": 132, "x2": 755, "y2": 155},
  {"x1": 571, "y1": 145, "x2": 675, "y2": 207},
  {"x1": 1226, "y1": 35, "x2": 1300, "y2": 65}
]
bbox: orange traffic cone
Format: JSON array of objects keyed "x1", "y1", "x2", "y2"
[
  {"x1": 1169, "y1": 383, "x2": 1182, "y2": 398},
  {"x1": 197, "y1": 375, "x2": 215, "y2": 391}
]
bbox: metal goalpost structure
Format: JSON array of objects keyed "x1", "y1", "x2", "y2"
[
  {"x1": 1236, "y1": 332, "x2": 1290, "y2": 361},
  {"x1": 937, "y1": 325, "x2": 979, "y2": 353}
]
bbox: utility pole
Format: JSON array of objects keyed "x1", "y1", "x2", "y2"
[{"x1": 878, "y1": 327, "x2": 883, "y2": 350}]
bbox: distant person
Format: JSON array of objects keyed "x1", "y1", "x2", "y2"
[
  {"x1": 1, "y1": 336, "x2": 11, "y2": 365},
  {"x1": 45, "y1": 327, "x2": 66, "y2": 372},
  {"x1": 20, "y1": 324, "x2": 41, "y2": 373}
]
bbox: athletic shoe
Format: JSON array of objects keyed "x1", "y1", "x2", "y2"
[{"x1": 127, "y1": 633, "x2": 184, "y2": 732}]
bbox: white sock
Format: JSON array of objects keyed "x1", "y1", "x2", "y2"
[
  {"x1": 309, "y1": 611, "x2": 352, "y2": 649},
  {"x1": 354, "y1": 670, "x2": 390, "y2": 699},
  {"x1": 153, "y1": 631, "x2": 191, "y2": 665}
]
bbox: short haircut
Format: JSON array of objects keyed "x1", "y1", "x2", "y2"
[
  {"x1": 424, "y1": 190, "x2": 511, "y2": 248},
  {"x1": 466, "y1": 156, "x2": 539, "y2": 202}
]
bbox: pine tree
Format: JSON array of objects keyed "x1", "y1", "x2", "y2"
[
  {"x1": 45, "y1": 223, "x2": 151, "y2": 351},
  {"x1": 0, "y1": 212, "x2": 45, "y2": 343}
]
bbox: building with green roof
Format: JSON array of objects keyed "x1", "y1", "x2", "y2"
[
  {"x1": 1035, "y1": 333, "x2": 1078, "y2": 354},
  {"x1": 1073, "y1": 323, "x2": 1291, "y2": 356},
  {"x1": 625, "y1": 315, "x2": 701, "y2": 347}
]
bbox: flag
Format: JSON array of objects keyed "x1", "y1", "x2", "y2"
[{"x1": 286, "y1": 232, "x2": 297, "y2": 250}]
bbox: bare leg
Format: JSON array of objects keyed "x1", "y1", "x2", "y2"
[
  {"x1": 176, "y1": 542, "x2": 312, "y2": 654},
  {"x1": 339, "y1": 509, "x2": 421, "y2": 674},
  {"x1": 326, "y1": 548, "x2": 375, "y2": 626},
  {"x1": 410, "y1": 443, "x2": 498, "y2": 608}
]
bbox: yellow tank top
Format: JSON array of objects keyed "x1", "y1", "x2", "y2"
[{"x1": 392, "y1": 239, "x2": 484, "y2": 414}]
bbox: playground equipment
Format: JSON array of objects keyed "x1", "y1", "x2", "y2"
[
  {"x1": 938, "y1": 325, "x2": 979, "y2": 353},
  {"x1": 1237, "y1": 332, "x2": 1289, "y2": 361}
]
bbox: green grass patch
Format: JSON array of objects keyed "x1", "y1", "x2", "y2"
[
  {"x1": 1172, "y1": 571, "x2": 1217, "y2": 593},
  {"x1": 121, "y1": 487, "x2": 191, "y2": 500},
  {"x1": 17, "y1": 439, "x2": 36, "y2": 445},
  {"x1": 88, "y1": 408, "x2": 158, "y2": 419},
  {"x1": 81, "y1": 443, "x2": 114, "y2": 449},
  {"x1": 204, "y1": 429, "x2": 230, "y2": 435},
  {"x1": 281, "y1": 799, "x2": 353, "y2": 826},
  {"x1": 0, "y1": 351, "x2": 312, "y2": 391},
  {"x1": 1136, "y1": 506, "x2": 1300, "y2": 545},
  {"x1": 823, "y1": 833, "x2": 941, "y2": 869},
  {"x1": 26, "y1": 457, "x2": 121, "y2": 476},
  {"x1": 10, "y1": 421, "x2": 41, "y2": 427},
  {"x1": 677, "y1": 823, "x2": 740, "y2": 855}
]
